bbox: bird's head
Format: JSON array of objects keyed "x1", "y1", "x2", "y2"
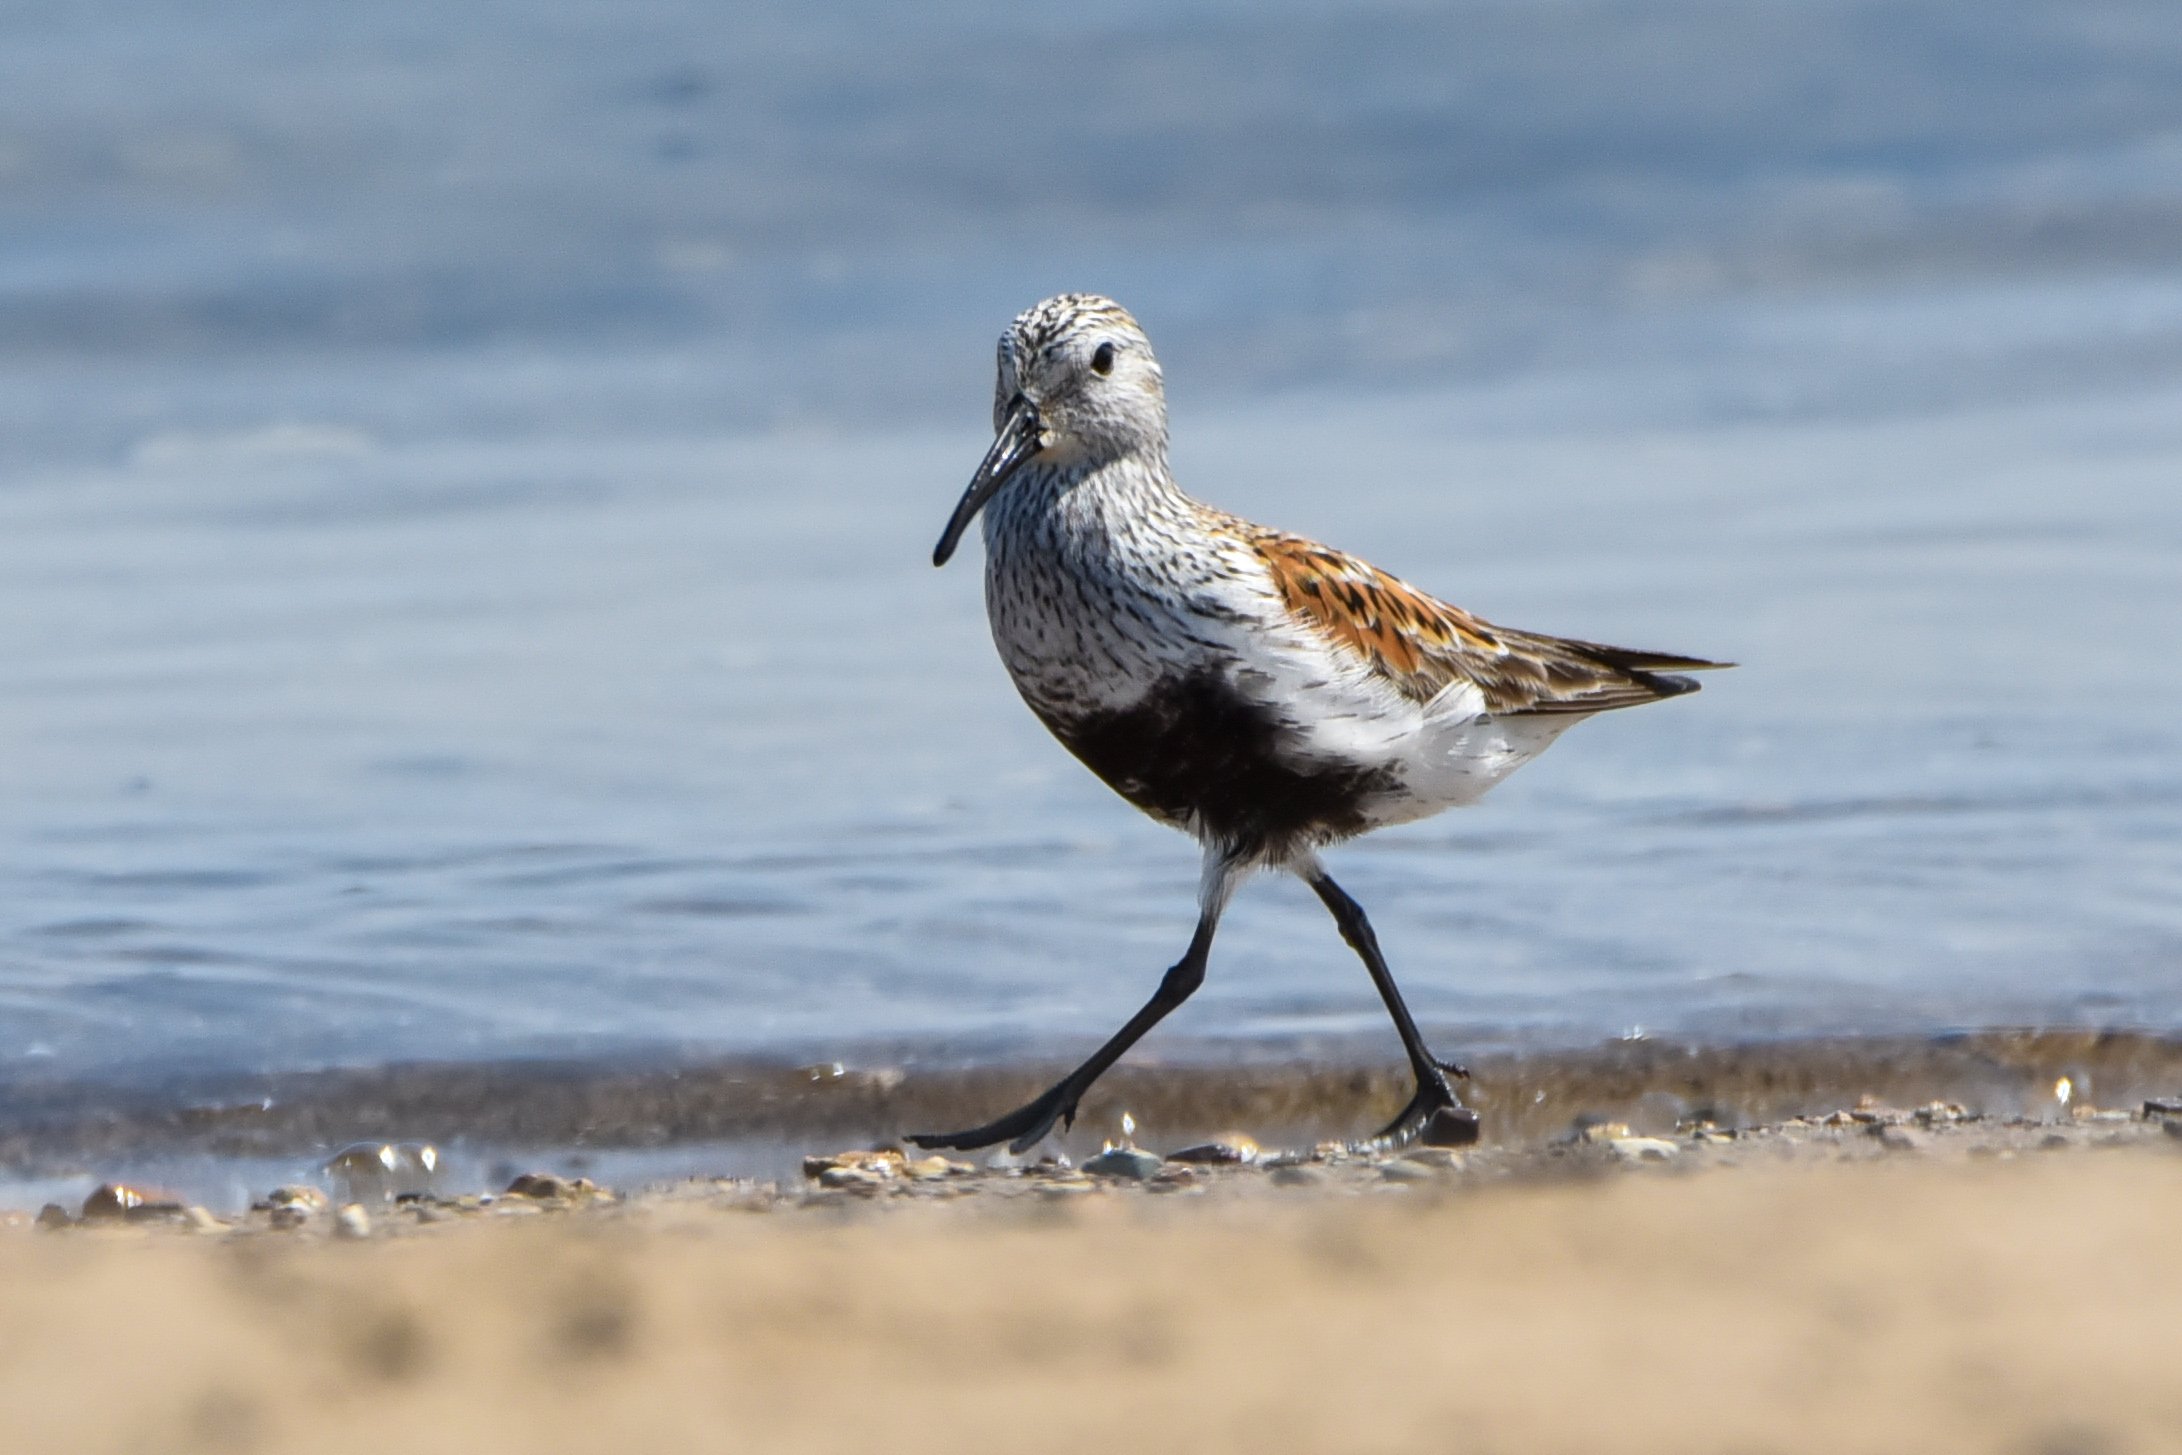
[{"x1": 934, "y1": 294, "x2": 1166, "y2": 566}]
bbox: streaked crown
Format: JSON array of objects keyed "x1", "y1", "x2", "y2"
[{"x1": 997, "y1": 293, "x2": 1167, "y2": 462}]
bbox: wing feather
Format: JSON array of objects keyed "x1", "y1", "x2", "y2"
[{"x1": 1245, "y1": 529, "x2": 1731, "y2": 716}]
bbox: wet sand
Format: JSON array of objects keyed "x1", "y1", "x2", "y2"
[
  {"x1": 9, "y1": 1027, "x2": 2180, "y2": 1179},
  {"x1": 8, "y1": 1096, "x2": 2182, "y2": 1454}
]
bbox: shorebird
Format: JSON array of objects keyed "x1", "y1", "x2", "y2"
[{"x1": 912, "y1": 294, "x2": 1728, "y2": 1154}]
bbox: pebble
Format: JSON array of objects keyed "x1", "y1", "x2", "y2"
[
  {"x1": 904, "y1": 1155, "x2": 969, "y2": 1181},
  {"x1": 1575, "y1": 1120, "x2": 1633, "y2": 1144},
  {"x1": 1421, "y1": 1106, "x2": 1482, "y2": 1147},
  {"x1": 1872, "y1": 1125, "x2": 1930, "y2": 1153},
  {"x1": 183, "y1": 1206, "x2": 227, "y2": 1234},
  {"x1": 81, "y1": 1183, "x2": 186, "y2": 1223},
  {"x1": 817, "y1": 1166, "x2": 886, "y2": 1192},
  {"x1": 1399, "y1": 1147, "x2": 1466, "y2": 1171},
  {"x1": 1081, "y1": 1147, "x2": 1164, "y2": 1181},
  {"x1": 266, "y1": 1185, "x2": 330, "y2": 1213},
  {"x1": 1270, "y1": 1165, "x2": 1328, "y2": 1189},
  {"x1": 35, "y1": 1204, "x2": 71, "y2": 1231},
  {"x1": 1607, "y1": 1137, "x2": 1680, "y2": 1163},
  {"x1": 2162, "y1": 1120, "x2": 2182, "y2": 1143},
  {"x1": 334, "y1": 1204, "x2": 372, "y2": 1240},
  {"x1": 505, "y1": 1172, "x2": 571, "y2": 1199},
  {"x1": 803, "y1": 1149, "x2": 903, "y2": 1181},
  {"x1": 325, "y1": 1141, "x2": 443, "y2": 1203},
  {"x1": 1035, "y1": 1182, "x2": 1099, "y2": 1202},
  {"x1": 503, "y1": 1172, "x2": 605, "y2": 1202},
  {"x1": 1165, "y1": 1134, "x2": 1261, "y2": 1165}
]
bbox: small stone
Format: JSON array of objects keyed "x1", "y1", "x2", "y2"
[
  {"x1": 505, "y1": 1172, "x2": 572, "y2": 1200},
  {"x1": 183, "y1": 1206, "x2": 227, "y2": 1234},
  {"x1": 1872, "y1": 1125, "x2": 1929, "y2": 1153},
  {"x1": 35, "y1": 1204, "x2": 71, "y2": 1231},
  {"x1": 1081, "y1": 1147, "x2": 1164, "y2": 1181},
  {"x1": 1576, "y1": 1120, "x2": 1633, "y2": 1144},
  {"x1": 1421, "y1": 1106, "x2": 1482, "y2": 1147},
  {"x1": 325, "y1": 1141, "x2": 443, "y2": 1203},
  {"x1": 1913, "y1": 1102, "x2": 1968, "y2": 1125},
  {"x1": 1399, "y1": 1147, "x2": 1465, "y2": 1171},
  {"x1": 266, "y1": 1185, "x2": 330, "y2": 1212},
  {"x1": 1270, "y1": 1165, "x2": 1328, "y2": 1189},
  {"x1": 2162, "y1": 1119, "x2": 2182, "y2": 1143},
  {"x1": 903, "y1": 1155, "x2": 963, "y2": 1181},
  {"x1": 269, "y1": 1204, "x2": 312, "y2": 1230},
  {"x1": 802, "y1": 1149, "x2": 903, "y2": 1181},
  {"x1": 1166, "y1": 1134, "x2": 1262, "y2": 1165},
  {"x1": 334, "y1": 1204, "x2": 373, "y2": 1239},
  {"x1": 81, "y1": 1183, "x2": 185, "y2": 1222},
  {"x1": 817, "y1": 1166, "x2": 884, "y2": 1191},
  {"x1": 1607, "y1": 1137, "x2": 1680, "y2": 1163}
]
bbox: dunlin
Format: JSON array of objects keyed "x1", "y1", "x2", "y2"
[{"x1": 914, "y1": 294, "x2": 1728, "y2": 1153}]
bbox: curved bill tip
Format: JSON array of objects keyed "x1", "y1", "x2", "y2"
[{"x1": 933, "y1": 396, "x2": 1043, "y2": 567}]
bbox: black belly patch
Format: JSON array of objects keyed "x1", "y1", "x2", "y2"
[{"x1": 1033, "y1": 673, "x2": 1390, "y2": 859}]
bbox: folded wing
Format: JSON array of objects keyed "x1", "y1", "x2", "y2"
[{"x1": 1246, "y1": 529, "x2": 1731, "y2": 717}]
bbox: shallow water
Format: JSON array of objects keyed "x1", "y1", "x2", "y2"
[{"x1": 3, "y1": 1, "x2": 2181, "y2": 1107}]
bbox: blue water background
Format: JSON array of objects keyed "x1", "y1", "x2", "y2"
[{"x1": 3, "y1": 0, "x2": 2180, "y2": 1089}]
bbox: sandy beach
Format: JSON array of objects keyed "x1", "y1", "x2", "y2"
[{"x1": 9, "y1": 1098, "x2": 2181, "y2": 1454}]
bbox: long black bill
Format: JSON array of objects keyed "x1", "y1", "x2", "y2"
[{"x1": 933, "y1": 394, "x2": 1043, "y2": 567}]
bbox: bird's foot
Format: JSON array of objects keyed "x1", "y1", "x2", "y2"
[
  {"x1": 1355, "y1": 1065, "x2": 1480, "y2": 1153},
  {"x1": 907, "y1": 1080, "x2": 1082, "y2": 1155}
]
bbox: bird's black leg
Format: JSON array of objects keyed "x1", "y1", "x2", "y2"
[
  {"x1": 909, "y1": 910, "x2": 1219, "y2": 1156},
  {"x1": 1306, "y1": 870, "x2": 1480, "y2": 1150}
]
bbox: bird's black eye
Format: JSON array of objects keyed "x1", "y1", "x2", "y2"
[{"x1": 1090, "y1": 341, "x2": 1116, "y2": 376}]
